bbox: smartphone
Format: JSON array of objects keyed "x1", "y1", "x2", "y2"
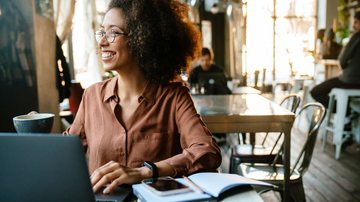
[{"x1": 142, "y1": 177, "x2": 192, "y2": 196}]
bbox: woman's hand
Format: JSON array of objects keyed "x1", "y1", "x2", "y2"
[{"x1": 91, "y1": 161, "x2": 151, "y2": 194}]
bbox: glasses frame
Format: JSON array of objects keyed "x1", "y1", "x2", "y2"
[{"x1": 95, "y1": 30, "x2": 127, "y2": 43}]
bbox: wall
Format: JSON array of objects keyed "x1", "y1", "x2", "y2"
[
  {"x1": 318, "y1": 0, "x2": 338, "y2": 29},
  {"x1": 0, "y1": 0, "x2": 60, "y2": 132},
  {"x1": 32, "y1": 0, "x2": 60, "y2": 132},
  {"x1": 199, "y1": 1, "x2": 226, "y2": 72},
  {"x1": 0, "y1": 0, "x2": 38, "y2": 131}
]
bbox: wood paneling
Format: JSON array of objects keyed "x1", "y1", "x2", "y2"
[{"x1": 32, "y1": 0, "x2": 60, "y2": 132}]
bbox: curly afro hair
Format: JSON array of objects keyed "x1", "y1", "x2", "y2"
[{"x1": 107, "y1": 0, "x2": 201, "y2": 84}]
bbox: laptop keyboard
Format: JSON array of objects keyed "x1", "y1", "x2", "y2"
[{"x1": 94, "y1": 186, "x2": 132, "y2": 202}]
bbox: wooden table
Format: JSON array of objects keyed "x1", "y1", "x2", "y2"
[
  {"x1": 192, "y1": 94, "x2": 295, "y2": 201},
  {"x1": 232, "y1": 86, "x2": 261, "y2": 94}
]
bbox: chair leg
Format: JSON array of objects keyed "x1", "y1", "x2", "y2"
[
  {"x1": 277, "y1": 179, "x2": 305, "y2": 202},
  {"x1": 334, "y1": 95, "x2": 349, "y2": 159},
  {"x1": 229, "y1": 155, "x2": 241, "y2": 174},
  {"x1": 322, "y1": 95, "x2": 335, "y2": 150},
  {"x1": 291, "y1": 181, "x2": 305, "y2": 202},
  {"x1": 238, "y1": 133, "x2": 245, "y2": 144},
  {"x1": 242, "y1": 133, "x2": 247, "y2": 144},
  {"x1": 279, "y1": 181, "x2": 305, "y2": 202}
]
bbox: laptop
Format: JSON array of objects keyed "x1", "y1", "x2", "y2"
[
  {"x1": 0, "y1": 133, "x2": 132, "y2": 202},
  {"x1": 198, "y1": 72, "x2": 231, "y2": 95}
]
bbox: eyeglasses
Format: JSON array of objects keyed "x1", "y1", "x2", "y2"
[{"x1": 95, "y1": 30, "x2": 127, "y2": 43}]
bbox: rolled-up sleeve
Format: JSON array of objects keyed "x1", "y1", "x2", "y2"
[{"x1": 162, "y1": 87, "x2": 222, "y2": 176}]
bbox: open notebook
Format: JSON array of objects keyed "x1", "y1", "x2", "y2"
[{"x1": 133, "y1": 172, "x2": 274, "y2": 202}]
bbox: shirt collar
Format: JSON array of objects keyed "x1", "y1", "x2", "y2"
[
  {"x1": 103, "y1": 76, "x2": 157, "y2": 104},
  {"x1": 140, "y1": 81, "x2": 157, "y2": 105},
  {"x1": 103, "y1": 76, "x2": 118, "y2": 102}
]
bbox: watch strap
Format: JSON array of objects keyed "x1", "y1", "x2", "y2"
[{"x1": 143, "y1": 161, "x2": 158, "y2": 179}]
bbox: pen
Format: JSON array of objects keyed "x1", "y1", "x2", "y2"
[{"x1": 182, "y1": 175, "x2": 205, "y2": 194}]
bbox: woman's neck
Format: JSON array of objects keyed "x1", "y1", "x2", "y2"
[{"x1": 116, "y1": 69, "x2": 148, "y2": 102}]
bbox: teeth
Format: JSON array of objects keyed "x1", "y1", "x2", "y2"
[{"x1": 102, "y1": 52, "x2": 114, "y2": 59}]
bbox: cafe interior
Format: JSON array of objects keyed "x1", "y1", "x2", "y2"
[{"x1": 1, "y1": 0, "x2": 360, "y2": 201}]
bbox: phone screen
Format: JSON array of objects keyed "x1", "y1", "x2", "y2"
[{"x1": 142, "y1": 177, "x2": 192, "y2": 196}]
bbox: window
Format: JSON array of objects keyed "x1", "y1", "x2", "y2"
[{"x1": 246, "y1": 0, "x2": 317, "y2": 84}]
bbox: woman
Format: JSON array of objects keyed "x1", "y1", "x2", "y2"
[{"x1": 65, "y1": 0, "x2": 222, "y2": 194}]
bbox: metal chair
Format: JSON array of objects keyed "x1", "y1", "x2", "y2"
[
  {"x1": 273, "y1": 82, "x2": 293, "y2": 95},
  {"x1": 238, "y1": 102, "x2": 326, "y2": 202},
  {"x1": 229, "y1": 94, "x2": 301, "y2": 174}
]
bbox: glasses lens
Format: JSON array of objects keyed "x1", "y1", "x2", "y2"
[
  {"x1": 95, "y1": 31, "x2": 104, "y2": 42},
  {"x1": 108, "y1": 31, "x2": 117, "y2": 43},
  {"x1": 95, "y1": 30, "x2": 123, "y2": 43}
]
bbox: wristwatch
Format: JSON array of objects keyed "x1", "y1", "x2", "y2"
[{"x1": 143, "y1": 161, "x2": 158, "y2": 179}]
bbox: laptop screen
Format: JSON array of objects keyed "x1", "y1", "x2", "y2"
[
  {"x1": 198, "y1": 72, "x2": 226, "y2": 85},
  {"x1": 0, "y1": 133, "x2": 131, "y2": 202},
  {"x1": 197, "y1": 72, "x2": 231, "y2": 95}
]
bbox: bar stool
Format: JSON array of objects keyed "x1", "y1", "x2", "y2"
[
  {"x1": 321, "y1": 88, "x2": 360, "y2": 159},
  {"x1": 350, "y1": 98, "x2": 360, "y2": 146}
]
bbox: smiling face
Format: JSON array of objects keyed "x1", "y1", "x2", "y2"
[{"x1": 98, "y1": 8, "x2": 134, "y2": 72}]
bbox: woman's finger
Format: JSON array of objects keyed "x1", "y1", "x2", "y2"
[
  {"x1": 102, "y1": 175, "x2": 125, "y2": 194},
  {"x1": 102, "y1": 168, "x2": 143, "y2": 194},
  {"x1": 91, "y1": 161, "x2": 121, "y2": 192},
  {"x1": 92, "y1": 168, "x2": 122, "y2": 193}
]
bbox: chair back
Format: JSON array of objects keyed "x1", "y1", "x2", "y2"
[
  {"x1": 263, "y1": 94, "x2": 301, "y2": 150},
  {"x1": 290, "y1": 102, "x2": 326, "y2": 176},
  {"x1": 279, "y1": 94, "x2": 301, "y2": 113}
]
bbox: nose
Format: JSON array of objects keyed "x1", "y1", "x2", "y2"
[{"x1": 98, "y1": 35, "x2": 109, "y2": 46}]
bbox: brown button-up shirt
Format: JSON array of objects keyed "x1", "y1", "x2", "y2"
[{"x1": 65, "y1": 77, "x2": 221, "y2": 175}]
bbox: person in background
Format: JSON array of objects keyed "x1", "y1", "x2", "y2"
[
  {"x1": 321, "y1": 28, "x2": 342, "y2": 59},
  {"x1": 315, "y1": 28, "x2": 326, "y2": 60},
  {"x1": 188, "y1": 47, "x2": 231, "y2": 95},
  {"x1": 55, "y1": 35, "x2": 72, "y2": 103},
  {"x1": 188, "y1": 47, "x2": 230, "y2": 143},
  {"x1": 65, "y1": 0, "x2": 221, "y2": 195},
  {"x1": 311, "y1": 11, "x2": 360, "y2": 147},
  {"x1": 311, "y1": 11, "x2": 360, "y2": 108}
]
